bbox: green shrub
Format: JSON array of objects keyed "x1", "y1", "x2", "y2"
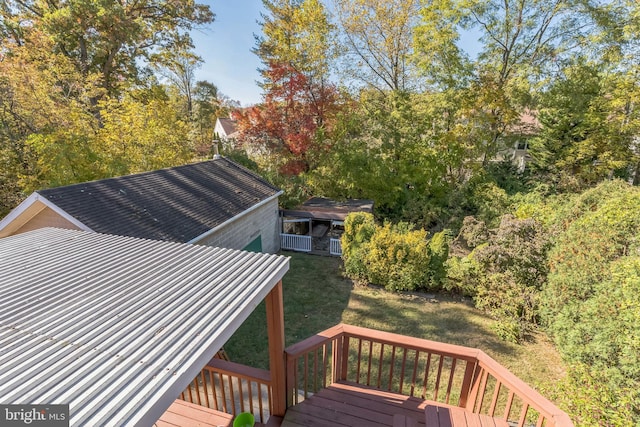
[
  {"x1": 427, "y1": 230, "x2": 450, "y2": 287},
  {"x1": 342, "y1": 212, "x2": 376, "y2": 282},
  {"x1": 539, "y1": 181, "x2": 640, "y2": 424},
  {"x1": 554, "y1": 362, "x2": 640, "y2": 426},
  {"x1": 444, "y1": 254, "x2": 482, "y2": 295},
  {"x1": 341, "y1": 213, "x2": 450, "y2": 292},
  {"x1": 459, "y1": 216, "x2": 489, "y2": 249},
  {"x1": 469, "y1": 181, "x2": 511, "y2": 227},
  {"x1": 547, "y1": 256, "x2": 640, "y2": 396},
  {"x1": 451, "y1": 214, "x2": 550, "y2": 342},
  {"x1": 543, "y1": 186, "x2": 640, "y2": 326},
  {"x1": 364, "y1": 222, "x2": 432, "y2": 291}
]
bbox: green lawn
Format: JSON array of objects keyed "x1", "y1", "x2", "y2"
[{"x1": 223, "y1": 252, "x2": 565, "y2": 391}]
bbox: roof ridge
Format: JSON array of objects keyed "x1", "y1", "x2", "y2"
[
  {"x1": 37, "y1": 159, "x2": 226, "y2": 194},
  {"x1": 215, "y1": 157, "x2": 281, "y2": 192}
]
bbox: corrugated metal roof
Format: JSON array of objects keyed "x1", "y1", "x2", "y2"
[
  {"x1": 0, "y1": 228, "x2": 289, "y2": 426},
  {"x1": 36, "y1": 157, "x2": 281, "y2": 242}
]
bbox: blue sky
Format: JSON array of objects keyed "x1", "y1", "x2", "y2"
[{"x1": 191, "y1": 1, "x2": 266, "y2": 106}]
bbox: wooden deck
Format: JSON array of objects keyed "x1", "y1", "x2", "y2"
[
  {"x1": 177, "y1": 323, "x2": 572, "y2": 427},
  {"x1": 280, "y1": 381, "x2": 512, "y2": 427},
  {"x1": 425, "y1": 405, "x2": 509, "y2": 427},
  {"x1": 281, "y1": 381, "x2": 430, "y2": 426},
  {"x1": 155, "y1": 399, "x2": 233, "y2": 427}
]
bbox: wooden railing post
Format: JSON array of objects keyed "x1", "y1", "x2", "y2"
[
  {"x1": 331, "y1": 336, "x2": 341, "y2": 383},
  {"x1": 285, "y1": 350, "x2": 295, "y2": 408},
  {"x1": 458, "y1": 360, "x2": 479, "y2": 408},
  {"x1": 340, "y1": 335, "x2": 350, "y2": 381},
  {"x1": 266, "y1": 280, "x2": 286, "y2": 417}
]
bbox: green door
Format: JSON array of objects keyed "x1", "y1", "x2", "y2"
[{"x1": 243, "y1": 235, "x2": 262, "y2": 252}]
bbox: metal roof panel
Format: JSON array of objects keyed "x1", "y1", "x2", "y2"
[{"x1": 0, "y1": 228, "x2": 289, "y2": 426}]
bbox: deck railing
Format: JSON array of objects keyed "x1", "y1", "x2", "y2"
[
  {"x1": 180, "y1": 358, "x2": 273, "y2": 424},
  {"x1": 285, "y1": 324, "x2": 573, "y2": 427},
  {"x1": 280, "y1": 233, "x2": 311, "y2": 252},
  {"x1": 329, "y1": 238, "x2": 342, "y2": 256}
]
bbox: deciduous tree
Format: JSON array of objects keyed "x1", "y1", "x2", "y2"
[
  {"x1": 335, "y1": 0, "x2": 420, "y2": 92},
  {"x1": 234, "y1": 62, "x2": 339, "y2": 174},
  {"x1": 1, "y1": 0, "x2": 214, "y2": 96}
]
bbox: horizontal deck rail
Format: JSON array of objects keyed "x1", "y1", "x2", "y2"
[
  {"x1": 285, "y1": 324, "x2": 572, "y2": 427},
  {"x1": 181, "y1": 358, "x2": 273, "y2": 424},
  {"x1": 280, "y1": 233, "x2": 311, "y2": 252}
]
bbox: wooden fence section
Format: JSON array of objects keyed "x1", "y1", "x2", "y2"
[
  {"x1": 285, "y1": 324, "x2": 573, "y2": 427},
  {"x1": 180, "y1": 358, "x2": 273, "y2": 424}
]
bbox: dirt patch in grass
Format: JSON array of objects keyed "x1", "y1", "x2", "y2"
[{"x1": 224, "y1": 252, "x2": 565, "y2": 392}]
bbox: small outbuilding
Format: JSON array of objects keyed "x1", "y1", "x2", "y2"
[
  {"x1": 280, "y1": 197, "x2": 374, "y2": 256},
  {"x1": 0, "y1": 157, "x2": 283, "y2": 253}
]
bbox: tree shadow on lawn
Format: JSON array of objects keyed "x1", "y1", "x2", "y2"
[
  {"x1": 341, "y1": 288, "x2": 515, "y2": 357},
  {"x1": 341, "y1": 288, "x2": 565, "y2": 388},
  {"x1": 222, "y1": 253, "x2": 559, "y2": 387}
]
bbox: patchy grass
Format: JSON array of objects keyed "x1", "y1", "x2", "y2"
[{"x1": 224, "y1": 252, "x2": 565, "y2": 391}]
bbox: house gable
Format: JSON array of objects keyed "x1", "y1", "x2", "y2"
[
  {"x1": 214, "y1": 117, "x2": 238, "y2": 139},
  {"x1": 0, "y1": 193, "x2": 91, "y2": 238}
]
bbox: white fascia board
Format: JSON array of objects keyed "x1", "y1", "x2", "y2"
[
  {"x1": 188, "y1": 190, "x2": 283, "y2": 245},
  {"x1": 0, "y1": 192, "x2": 41, "y2": 234}
]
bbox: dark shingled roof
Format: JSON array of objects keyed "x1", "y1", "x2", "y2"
[{"x1": 37, "y1": 158, "x2": 280, "y2": 243}]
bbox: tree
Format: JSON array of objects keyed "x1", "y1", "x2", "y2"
[
  {"x1": 243, "y1": 0, "x2": 340, "y2": 174},
  {"x1": 0, "y1": 1, "x2": 212, "y2": 212},
  {"x1": 256, "y1": 0, "x2": 334, "y2": 81},
  {"x1": 529, "y1": 60, "x2": 635, "y2": 187},
  {"x1": 413, "y1": 0, "x2": 586, "y2": 164},
  {"x1": 1, "y1": 0, "x2": 214, "y2": 96},
  {"x1": 234, "y1": 62, "x2": 340, "y2": 174},
  {"x1": 0, "y1": 30, "x2": 99, "y2": 193},
  {"x1": 191, "y1": 81, "x2": 237, "y2": 156},
  {"x1": 153, "y1": 48, "x2": 203, "y2": 118},
  {"x1": 307, "y1": 89, "x2": 455, "y2": 226},
  {"x1": 413, "y1": 0, "x2": 472, "y2": 91},
  {"x1": 335, "y1": 0, "x2": 420, "y2": 92},
  {"x1": 255, "y1": 0, "x2": 335, "y2": 112}
]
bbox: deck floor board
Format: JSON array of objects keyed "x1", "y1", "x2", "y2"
[
  {"x1": 155, "y1": 400, "x2": 233, "y2": 427},
  {"x1": 281, "y1": 381, "x2": 511, "y2": 427},
  {"x1": 281, "y1": 381, "x2": 425, "y2": 427}
]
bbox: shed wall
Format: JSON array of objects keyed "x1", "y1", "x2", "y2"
[{"x1": 197, "y1": 198, "x2": 280, "y2": 253}]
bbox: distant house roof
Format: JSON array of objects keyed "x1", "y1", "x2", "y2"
[
  {"x1": 281, "y1": 197, "x2": 374, "y2": 221},
  {"x1": 509, "y1": 110, "x2": 541, "y2": 136},
  {"x1": 215, "y1": 117, "x2": 238, "y2": 138},
  {"x1": 0, "y1": 227, "x2": 289, "y2": 426},
  {"x1": 0, "y1": 157, "x2": 281, "y2": 242}
]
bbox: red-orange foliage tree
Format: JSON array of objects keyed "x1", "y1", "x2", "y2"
[{"x1": 234, "y1": 62, "x2": 339, "y2": 175}]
